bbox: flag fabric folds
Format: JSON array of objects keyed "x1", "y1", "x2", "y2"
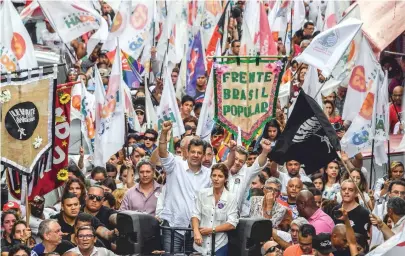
[
  {"x1": 1, "y1": 0, "x2": 38, "y2": 72},
  {"x1": 186, "y1": 30, "x2": 205, "y2": 97},
  {"x1": 94, "y1": 48, "x2": 125, "y2": 167},
  {"x1": 270, "y1": 90, "x2": 341, "y2": 173},
  {"x1": 295, "y1": 18, "x2": 363, "y2": 78}
]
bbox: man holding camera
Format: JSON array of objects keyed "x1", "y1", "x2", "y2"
[{"x1": 332, "y1": 180, "x2": 370, "y2": 237}]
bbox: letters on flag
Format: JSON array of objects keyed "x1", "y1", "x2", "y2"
[{"x1": 213, "y1": 57, "x2": 283, "y2": 144}]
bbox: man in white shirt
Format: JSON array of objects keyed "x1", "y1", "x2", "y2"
[
  {"x1": 268, "y1": 159, "x2": 312, "y2": 194},
  {"x1": 227, "y1": 140, "x2": 271, "y2": 216},
  {"x1": 40, "y1": 19, "x2": 62, "y2": 50},
  {"x1": 158, "y1": 121, "x2": 235, "y2": 254}
]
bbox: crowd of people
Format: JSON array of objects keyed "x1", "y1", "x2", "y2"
[{"x1": 2, "y1": 0, "x2": 405, "y2": 256}]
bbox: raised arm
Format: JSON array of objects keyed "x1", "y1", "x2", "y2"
[
  {"x1": 158, "y1": 121, "x2": 172, "y2": 158},
  {"x1": 223, "y1": 140, "x2": 237, "y2": 169}
]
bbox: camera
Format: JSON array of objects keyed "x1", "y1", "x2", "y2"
[
  {"x1": 333, "y1": 209, "x2": 343, "y2": 219},
  {"x1": 331, "y1": 122, "x2": 343, "y2": 132}
]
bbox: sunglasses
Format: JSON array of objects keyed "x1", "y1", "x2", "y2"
[
  {"x1": 136, "y1": 111, "x2": 144, "y2": 116},
  {"x1": 144, "y1": 136, "x2": 156, "y2": 141},
  {"x1": 88, "y1": 194, "x2": 104, "y2": 202}
]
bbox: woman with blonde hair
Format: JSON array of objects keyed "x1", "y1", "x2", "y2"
[
  {"x1": 374, "y1": 161, "x2": 405, "y2": 201},
  {"x1": 112, "y1": 188, "x2": 128, "y2": 210}
]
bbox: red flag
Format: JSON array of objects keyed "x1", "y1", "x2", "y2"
[
  {"x1": 259, "y1": 2, "x2": 278, "y2": 55},
  {"x1": 205, "y1": 1, "x2": 230, "y2": 74},
  {"x1": 28, "y1": 84, "x2": 74, "y2": 199}
]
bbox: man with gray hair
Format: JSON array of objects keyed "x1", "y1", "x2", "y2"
[
  {"x1": 249, "y1": 177, "x2": 287, "y2": 228},
  {"x1": 370, "y1": 197, "x2": 405, "y2": 240},
  {"x1": 31, "y1": 219, "x2": 74, "y2": 256},
  {"x1": 271, "y1": 217, "x2": 310, "y2": 250}
]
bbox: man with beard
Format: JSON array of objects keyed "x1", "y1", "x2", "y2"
[
  {"x1": 268, "y1": 159, "x2": 311, "y2": 194},
  {"x1": 25, "y1": 196, "x2": 57, "y2": 243}
]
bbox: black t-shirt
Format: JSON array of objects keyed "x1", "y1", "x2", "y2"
[
  {"x1": 51, "y1": 213, "x2": 105, "y2": 235},
  {"x1": 80, "y1": 206, "x2": 116, "y2": 230},
  {"x1": 332, "y1": 204, "x2": 371, "y2": 237}
]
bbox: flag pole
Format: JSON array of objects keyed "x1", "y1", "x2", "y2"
[
  {"x1": 337, "y1": 151, "x2": 372, "y2": 212},
  {"x1": 369, "y1": 139, "x2": 375, "y2": 189}
]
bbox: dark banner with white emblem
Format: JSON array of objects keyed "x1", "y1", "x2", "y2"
[{"x1": 270, "y1": 90, "x2": 341, "y2": 173}]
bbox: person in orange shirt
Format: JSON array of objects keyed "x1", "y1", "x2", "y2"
[
  {"x1": 282, "y1": 60, "x2": 299, "y2": 84},
  {"x1": 283, "y1": 224, "x2": 316, "y2": 256}
]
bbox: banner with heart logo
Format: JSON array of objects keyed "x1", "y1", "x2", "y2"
[{"x1": 1, "y1": 74, "x2": 54, "y2": 174}]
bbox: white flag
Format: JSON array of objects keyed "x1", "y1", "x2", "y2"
[
  {"x1": 70, "y1": 81, "x2": 82, "y2": 120},
  {"x1": 292, "y1": 0, "x2": 305, "y2": 35},
  {"x1": 295, "y1": 18, "x2": 362, "y2": 77},
  {"x1": 80, "y1": 79, "x2": 96, "y2": 157},
  {"x1": 237, "y1": 127, "x2": 242, "y2": 146},
  {"x1": 196, "y1": 68, "x2": 215, "y2": 140},
  {"x1": 341, "y1": 67, "x2": 383, "y2": 157},
  {"x1": 342, "y1": 36, "x2": 380, "y2": 121},
  {"x1": 371, "y1": 71, "x2": 389, "y2": 165},
  {"x1": 366, "y1": 230, "x2": 405, "y2": 256},
  {"x1": 0, "y1": 0, "x2": 38, "y2": 72},
  {"x1": 239, "y1": 0, "x2": 259, "y2": 56},
  {"x1": 157, "y1": 69, "x2": 185, "y2": 138},
  {"x1": 94, "y1": 47, "x2": 125, "y2": 167},
  {"x1": 301, "y1": 65, "x2": 322, "y2": 106},
  {"x1": 38, "y1": 0, "x2": 108, "y2": 54}
]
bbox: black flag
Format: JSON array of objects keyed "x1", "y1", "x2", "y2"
[{"x1": 270, "y1": 90, "x2": 341, "y2": 174}]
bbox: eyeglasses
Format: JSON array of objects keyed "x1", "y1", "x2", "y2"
[
  {"x1": 77, "y1": 234, "x2": 95, "y2": 240},
  {"x1": 144, "y1": 136, "x2": 156, "y2": 141},
  {"x1": 88, "y1": 194, "x2": 104, "y2": 202},
  {"x1": 264, "y1": 187, "x2": 280, "y2": 193}
]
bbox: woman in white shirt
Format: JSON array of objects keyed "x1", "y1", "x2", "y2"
[
  {"x1": 192, "y1": 163, "x2": 239, "y2": 256},
  {"x1": 322, "y1": 160, "x2": 341, "y2": 200}
]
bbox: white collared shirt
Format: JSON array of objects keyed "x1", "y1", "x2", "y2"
[
  {"x1": 228, "y1": 158, "x2": 266, "y2": 216},
  {"x1": 192, "y1": 187, "x2": 239, "y2": 255},
  {"x1": 160, "y1": 153, "x2": 212, "y2": 229},
  {"x1": 68, "y1": 246, "x2": 116, "y2": 256}
]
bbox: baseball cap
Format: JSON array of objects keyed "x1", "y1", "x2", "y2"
[
  {"x1": 312, "y1": 233, "x2": 336, "y2": 254},
  {"x1": 3, "y1": 201, "x2": 20, "y2": 211}
]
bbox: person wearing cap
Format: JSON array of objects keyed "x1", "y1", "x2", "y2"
[
  {"x1": 312, "y1": 233, "x2": 336, "y2": 256},
  {"x1": 133, "y1": 99, "x2": 147, "y2": 133},
  {"x1": 3, "y1": 202, "x2": 22, "y2": 218},
  {"x1": 66, "y1": 68, "x2": 79, "y2": 83},
  {"x1": 39, "y1": 18, "x2": 61, "y2": 50}
]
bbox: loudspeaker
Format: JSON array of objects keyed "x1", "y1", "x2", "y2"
[
  {"x1": 228, "y1": 218, "x2": 272, "y2": 256},
  {"x1": 116, "y1": 211, "x2": 162, "y2": 255}
]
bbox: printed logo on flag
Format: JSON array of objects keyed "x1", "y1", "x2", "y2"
[
  {"x1": 318, "y1": 31, "x2": 339, "y2": 48},
  {"x1": 63, "y1": 6, "x2": 99, "y2": 30}
]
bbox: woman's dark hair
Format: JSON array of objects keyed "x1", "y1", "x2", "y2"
[
  {"x1": 63, "y1": 178, "x2": 86, "y2": 204},
  {"x1": 103, "y1": 192, "x2": 116, "y2": 209},
  {"x1": 99, "y1": 177, "x2": 117, "y2": 192},
  {"x1": 311, "y1": 173, "x2": 323, "y2": 183},
  {"x1": 8, "y1": 244, "x2": 31, "y2": 256},
  {"x1": 257, "y1": 173, "x2": 266, "y2": 186},
  {"x1": 1, "y1": 210, "x2": 18, "y2": 228},
  {"x1": 308, "y1": 187, "x2": 322, "y2": 197},
  {"x1": 322, "y1": 160, "x2": 341, "y2": 185},
  {"x1": 106, "y1": 163, "x2": 117, "y2": 175},
  {"x1": 67, "y1": 164, "x2": 86, "y2": 184},
  {"x1": 341, "y1": 168, "x2": 368, "y2": 192},
  {"x1": 355, "y1": 233, "x2": 369, "y2": 253},
  {"x1": 10, "y1": 220, "x2": 27, "y2": 239},
  {"x1": 303, "y1": 181, "x2": 315, "y2": 190},
  {"x1": 262, "y1": 119, "x2": 281, "y2": 141},
  {"x1": 91, "y1": 166, "x2": 107, "y2": 179},
  {"x1": 321, "y1": 199, "x2": 339, "y2": 219},
  {"x1": 211, "y1": 163, "x2": 229, "y2": 189}
]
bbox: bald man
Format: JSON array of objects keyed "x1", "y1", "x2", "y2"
[
  {"x1": 296, "y1": 190, "x2": 334, "y2": 234},
  {"x1": 331, "y1": 224, "x2": 349, "y2": 255},
  {"x1": 390, "y1": 86, "x2": 403, "y2": 133},
  {"x1": 278, "y1": 177, "x2": 303, "y2": 219}
]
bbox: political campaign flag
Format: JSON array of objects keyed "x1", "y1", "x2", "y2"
[
  {"x1": 296, "y1": 18, "x2": 362, "y2": 77},
  {"x1": 94, "y1": 47, "x2": 125, "y2": 167},
  {"x1": 186, "y1": 30, "x2": 205, "y2": 97},
  {"x1": 270, "y1": 90, "x2": 341, "y2": 173},
  {"x1": 1, "y1": 0, "x2": 38, "y2": 72}
]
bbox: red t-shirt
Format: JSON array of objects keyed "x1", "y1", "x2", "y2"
[{"x1": 389, "y1": 104, "x2": 402, "y2": 133}]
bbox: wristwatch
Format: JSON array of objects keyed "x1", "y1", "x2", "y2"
[{"x1": 212, "y1": 227, "x2": 216, "y2": 234}]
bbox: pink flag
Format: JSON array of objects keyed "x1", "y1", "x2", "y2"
[
  {"x1": 259, "y1": 2, "x2": 277, "y2": 55},
  {"x1": 358, "y1": 0, "x2": 405, "y2": 52}
]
